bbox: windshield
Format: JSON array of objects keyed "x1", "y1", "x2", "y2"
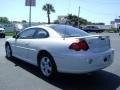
[{"x1": 50, "y1": 25, "x2": 89, "y2": 37}]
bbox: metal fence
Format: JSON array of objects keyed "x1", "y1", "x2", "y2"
[{"x1": 0, "y1": 22, "x2": 41, "y2": 32}]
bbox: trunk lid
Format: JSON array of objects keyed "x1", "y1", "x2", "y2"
[{"x1": 75, "y1": 35, "x2": 111, "y2": 52}]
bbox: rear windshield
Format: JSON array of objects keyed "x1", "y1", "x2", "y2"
[{"x1": 50, "y1": 25, "x2": 89, "y2": 37}]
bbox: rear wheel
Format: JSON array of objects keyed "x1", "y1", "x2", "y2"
[
  {"x1": 38, "y1": 53, "x2": 57, "y2": 78},
  {"x1": 5, "y1": 44, "x2": 12, "y2": 59}
]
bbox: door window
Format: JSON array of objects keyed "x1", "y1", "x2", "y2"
[{"x1": 18, "y1": 29, "x2": 36, "y2": 39}]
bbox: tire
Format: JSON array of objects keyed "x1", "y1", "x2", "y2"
[
  {"x1": 5, "y1": 44, "x2": 12, "y2": 59},
  {"x1": 38, "y1": 53, "x2": 57, "y2": 78},
  {"x1": 1, "y1": 34, "x2": 5, "y2": 38},
  {"x1": 2, "y1": 35, "x2": 5, "y2": 38}
]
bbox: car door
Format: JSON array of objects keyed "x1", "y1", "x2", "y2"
[
  {"x1": 27, "y1": 28, "x2": 49, "y2": 65},
  {"x1": 13, "y1": 28, "x2": 36, "y2": 62}
]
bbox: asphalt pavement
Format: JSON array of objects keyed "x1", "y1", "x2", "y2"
[{"x1": 0, "y1": 33, "x2": 120, "y2": 90}]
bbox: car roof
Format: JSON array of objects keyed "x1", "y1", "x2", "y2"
[
  {"x1": 23, "y1": 24, "x2": 63, "y2": 38},
  {"x1": 0, "y1": 27, "x2": 5, "y2": 30},
  {"x1": 26, "y1": 24, "x2": 71, "y2": 29}
]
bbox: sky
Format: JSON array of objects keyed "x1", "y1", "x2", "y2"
[{"x1": 0, "y1": 0, "x2": 120, "y2": 25}]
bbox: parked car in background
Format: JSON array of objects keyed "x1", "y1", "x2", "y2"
[
  {"x1": 5, "y1": 24, "x2": 114, "y2": 78},
  {"x1": 0, "y1": 26, "x2": 5, "y2": 38},
  {"x1": 84, "y1": 26, "x2": 104, "y2": 33}
]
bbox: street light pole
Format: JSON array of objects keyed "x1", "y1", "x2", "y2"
[
  {"x1": 78, "y1": 6, "x2": 80, "y2": 28},
  {"x1": 29, "y1": 4, "x2": 31, "y2": 27},
  {"x1": 25, "y1": 0, "x2": 36, "y2": 27}
]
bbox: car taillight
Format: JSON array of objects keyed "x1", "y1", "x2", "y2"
[{"x1": 69, "y1": 40, "x2": 89, "y2": 51}]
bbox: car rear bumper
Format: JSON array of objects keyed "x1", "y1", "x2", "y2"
[{"x1": 54, "y1": 49, "x2": 114, "y2": 74}]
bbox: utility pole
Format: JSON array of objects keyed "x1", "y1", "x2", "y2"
[
  {"x1": 29, "y1": 3, "x2": 32, "y2": 26},
  {"x1": 78, "y1": 6, "x2": 80, "y2": 28}
]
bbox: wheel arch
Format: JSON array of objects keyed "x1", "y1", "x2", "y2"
[
  {"x1": 5, "y1": 41, "x2": 10, "y2": 48},
  {"x1": 37, "y1": 50, "x2": 57, "y2": 67}
]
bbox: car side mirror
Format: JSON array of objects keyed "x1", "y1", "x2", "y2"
[{"x1": 13, "y1": 35, "x2": 19, "y2": 39}]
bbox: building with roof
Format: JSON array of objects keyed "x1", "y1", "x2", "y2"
[{"x1": 111, "y1": 19, "x2": 120, "y2": 29}]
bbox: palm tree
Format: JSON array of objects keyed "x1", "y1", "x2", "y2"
[{"x1": 42, "y1": 4, "x2": 55, "y2": 24}]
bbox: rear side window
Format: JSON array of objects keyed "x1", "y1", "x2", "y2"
[{"x1": 33, "y1": 28, "x2": 49, "y2": 38}]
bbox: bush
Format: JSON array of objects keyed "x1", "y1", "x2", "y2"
[{"x1": 5, "y1": 32, "x2": 14, "y2": 36}]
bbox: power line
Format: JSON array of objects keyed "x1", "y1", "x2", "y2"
[
  {"x1": 80, "y1": 0, "x2": 120, "y2": 4},
  {"x1": 80, "y1": 6, "x2": 118, "y2": 16},
  {"x1": 69, "y1": 0, "x2": 118, "y2": 17}
]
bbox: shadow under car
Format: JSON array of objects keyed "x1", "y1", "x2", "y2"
[{"x1": 7, "y1": 57, "x2": 120, "y2": 90}]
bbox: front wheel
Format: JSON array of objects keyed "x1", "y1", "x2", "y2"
[
  {"x1": 38, "y1": 54, "x2": 57, "y2": 78},
  {"x1": 5, "y1": 44, "x2": 12, "y2": 59}
]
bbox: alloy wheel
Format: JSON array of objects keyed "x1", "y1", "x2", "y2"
[{"x1": 40, "y1": 56, "x2": 52, "y2": 77}]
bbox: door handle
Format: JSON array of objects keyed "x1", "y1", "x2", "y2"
[{"x1": 24, "y1": 43, "x2": 29, "y2": 46}]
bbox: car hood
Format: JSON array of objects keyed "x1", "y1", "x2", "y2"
[{"x1": 0, "y1": 28, "x2": 5, "y2": 30}]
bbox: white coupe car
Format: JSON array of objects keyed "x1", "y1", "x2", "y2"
[{"x1": 5, "y1": 24, "x2": 114, "y2": 78}]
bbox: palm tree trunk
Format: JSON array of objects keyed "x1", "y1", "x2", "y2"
[{"x1": 48, "y1": 13, "x2": 50, "y2": 24}]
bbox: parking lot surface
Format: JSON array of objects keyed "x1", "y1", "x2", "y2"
[{"x1": 0, "y1": 33, "x2": 120, "y2": 90}]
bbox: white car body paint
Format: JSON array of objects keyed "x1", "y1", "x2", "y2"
[{"x1": 6, "y1": 25, "x2": 114, "y2": 74}]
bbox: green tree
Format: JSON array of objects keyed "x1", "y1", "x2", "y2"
[
  {"x1": 66, "y1": 14, "x2": 93, "y2": 26},
  {"x1": 0, "y1": 17, "x2": 10, "y2": 23},
  {"x1": 22, "y1": 20, "x2": 27, "y2": 23},
  {"x1": 42, "y1": 3, "x2": 55, "y2": 24},
  {"x1": 54, "y1": 20, "x2": 59, "y2": 24}
]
